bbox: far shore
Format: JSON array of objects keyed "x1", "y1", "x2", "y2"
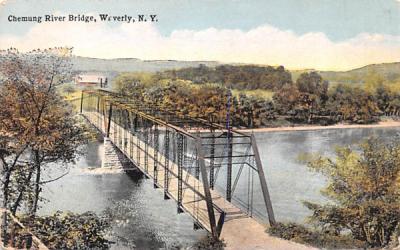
[{"x1": 237, "y1": 120, "x2": 400, "y2": 133}]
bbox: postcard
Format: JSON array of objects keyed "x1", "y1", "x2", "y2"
[{"x1": 0, "y1": 1, "x2": 400, "y2": 249}]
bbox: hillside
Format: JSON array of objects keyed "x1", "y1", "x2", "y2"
[
  {"x1": 318, "y1": 62, "x2": 400, "y2": 84},
  {"x1": 71, "y1": 56, "x2": 400, "y2": 88},
  {"x1": 71, "y1": 56, "x2": 219, "y2": 73}
]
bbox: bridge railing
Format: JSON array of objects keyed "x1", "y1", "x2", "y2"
[{"x1": 76, "y1": 89, "x2": 276, "y2": 239}]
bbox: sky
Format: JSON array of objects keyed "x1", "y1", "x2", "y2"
[{"x1": 0, "y1": 0, "x2": 400, "y2": 70}]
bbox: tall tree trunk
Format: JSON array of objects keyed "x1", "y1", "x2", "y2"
[
  {"x1": 11, "y1": 167, "x2": 34, "y2": 216},
  {"x1": 32, "y1": 165, "x2": 41, "y2": 215},
  {"x1": 1, "y1": 170, "x2": 11, "y2": 244},
  {"x1": 31, "y1": 151, "x2": 41, "y2": 216}
]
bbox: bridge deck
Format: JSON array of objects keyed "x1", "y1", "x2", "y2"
[{"x1": 82, "y1": 111, "x2": 313, "y2": 250}]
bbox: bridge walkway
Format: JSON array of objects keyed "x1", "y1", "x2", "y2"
[{"x1": 82, "y1": 110, "x2": 314, "y2": 250}]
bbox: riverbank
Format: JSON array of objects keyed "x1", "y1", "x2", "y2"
[{"x1": 238, "y1": 120, "x2": 400, "y2": 133}]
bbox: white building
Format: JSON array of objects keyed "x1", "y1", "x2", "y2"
[{"x1": 75, "y1": 74, "x2": 108, "y2": 87}]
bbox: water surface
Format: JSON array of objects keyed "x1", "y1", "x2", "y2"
[{"x1": 40, "y1": 127, "x2": 400, "y2": 248}]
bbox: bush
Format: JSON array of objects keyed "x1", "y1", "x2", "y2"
[
  {"x1": 18, "y1": 211, "x2": 111, "y2": 249},
  {"x1": 268, "y1": 222, "x2": 366, "y2": 249},
  {"x1": 61, "y1": 83, "x2": 77, "y2": 94},
  {"x1": 192, "y1": 234, "x2": 225, "y2": 250},
  {"x1": 305, "y1": 137, "x2": 400, "y2": 247}
]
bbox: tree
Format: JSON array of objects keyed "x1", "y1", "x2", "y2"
[
  {"x1": 327, "y1": 84, "x2": 379, "y2": 123},
  {"x1": 160, "y1": 64, "x2": 293, "y2": 90},
  {"x1": 304, "y1": 138, "x2": 400, "y2": 247},
  {"x1": 295, "y1": 72, "x2": 329, "y2": 123},
  {"x1": 0, "y1": 48, "x2": 87, "y2": 219},
  {"x1": 61, "y1": 83, "x2": 77, "y2": 94},
  {"x1": 273, "y1": 83, "x2": 300, "y2": 118},
  {"x1": 375, "y1": 85, "x2": 400, "y2": 116},
  {"x1": 114, "y1": 72, "x2": 148, "y2": 99}
]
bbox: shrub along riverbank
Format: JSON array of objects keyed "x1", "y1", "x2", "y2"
[{"x1": 268, "y1": 137, "x2": 400, "y2": 249}]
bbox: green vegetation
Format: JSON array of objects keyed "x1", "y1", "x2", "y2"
[
  {"x1": 304, "y1": 138, "x2": 400, "y2": 247},
  {"x1": 271, "y1": 138, "x2": 400, "y2": 248},
  {"x1": 0, "y1": 48, "x2": 90, "y2": 248},
  {"x1": 0, "y1": 48, "x2": 87, "y2": 216},
  {"x1": 160, "y1": 64, "x2": 292, "y2": 90},
  {"x1": 319, "y1": 62, "x2": 400, "y2": 85},
  {"x1": 59, "y1": 82, "x2": 78, "y2": 95},
  {"x1": 114, "y1": 73, "x2": 276, "y2": 127},
  {"x1": 273, "y1": 72, "x2": 329, "y2": 124},
  {"x1": 192, "y1": 235, "x2": 225, "y2": 250},
  {"x1": 232, "y1": 89, "x2": 274, "y2": 101},
  {"x1": 114, "y1": 65, "x2": 400, "y2": 127},
  {"x1": 16, "y1": 212, "x2": 111, "y2": 249},
  {"x1": 268, "y1": 222, "x2": 366, "y2": 249}
]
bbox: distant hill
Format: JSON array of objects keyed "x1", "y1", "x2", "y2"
[
  {"x1": 71, "y1": 57, "x2": 400, "y2": 87},
  {"x1": 318, "y1": 62, "x2": 400, "y2": 84},
  {"x1": 71, "y1": 56, "x2": 219, "y2": 73}
]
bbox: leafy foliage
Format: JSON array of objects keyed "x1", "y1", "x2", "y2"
[
  {"x1": 268, "y1": 222, "x2": 366, "y2": 249},
  {"x1": 160, "y1": 64, "x2": 293, "y2": 90},
  {"x1": 115, "y1": 67, "x2": 400, "y2": 126},
  {"x1": 18, "y1": 211, "x2": 111, "y2": 249},
  {"x1": 192, "y1": 234, "x2": 225, "y2": 250},
  {"x1": 113, "y1": 73, "x2": 276, "y2": 128},
  {"x1": 0, "y1": 48, "x2": 88, "y2": 219},
  {"x1": 305, "y1": 138, "x2": 400, "y2": 247},
  {"x1": 327, "y1": 84, "x2": 380, "y2": 123}
]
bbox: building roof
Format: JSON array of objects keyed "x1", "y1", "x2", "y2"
[{"x1": 76, "y1": 74, "x2": 106, "y2": 84}]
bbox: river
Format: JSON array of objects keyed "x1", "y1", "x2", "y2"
[{"x1": 39, "y1": 127, "x2": 400, "y2": 249}]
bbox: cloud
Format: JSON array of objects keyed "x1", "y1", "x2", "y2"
[{"x1": 1, "y1": 18, "x2": 400, "y2": 70}]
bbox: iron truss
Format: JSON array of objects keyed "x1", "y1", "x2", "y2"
[{"x1": 76, "y1": 89, "x2": 276, "y2": 240}]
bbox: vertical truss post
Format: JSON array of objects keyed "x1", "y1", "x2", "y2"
[
  {"x1": 130, "y1": 128, "x2": 133, "y2": 159},
  {"x1": 80, "y1": 91, "x2": 84, "y2": 113},
  {"x1": 196, "y1": 140, "x2": 218, "y2": 240},
  {"x1": 227, "y1": 131, "x2": 233, "y2": 202},
  {"x1": 97, "y1": 95, "x2": 101, "y2": 128},
  {"x1": 137, "y1": 117, "x2": 141, "y2": 165},
  {"x1": 97, "y1": 95, "x2": 100, "y2": 112},
  {"x1": 106, "y1": 104, "x2": 113, "y2": 138},
  {"x1": 153, "y1": 124, "x2": 159, "y2": 188},
  {"x1": 164, "y1": 128, "x2": 170, "y2": 199},
  {"x1": 177, "y1": 133, "x2": 184, "y2": 213},
  {"x1": 195, "y1": 157, "x2": 200, "y2": 179},
  {"x1": 128, "y1": 111, "x2": 134, "y2": 159},
  {"x1": 173, "y1": 132, "x2": 177, "y2": 163},
  {"x1": 123, "y1": 110, "x2": 128, "y2": 153},
  {"x1": 250, "y1": 134, "x2": 276, "y2": 225},
  {"x1": 210, "y1": 130, "x2": 215, "y2": 189},
  {"x1": 102, "y1": 99, "x2": 107, "y2": 134},
  {"x1": 118, "y1": 109, "x2": 122, "y2": 147},
  {"x1": 113, "y1": 109, "x2": 117, "y2": 143},
  {"x1": 134, "y1": 114, "x2": 138, "y2": 132},
  {"x1": 195, "y1": 132, "x2": 200, "y2": 179},
  {"x1": 183, "y1": 135, "x2": 187, "y2": 168},
  {"x1": 226, "y1": 89, "x2": 233, "y2": 202},
  {"x1": 144, "y1": 121, "x2": 149, "y2": 173},
  {"x1": 113, "y1": 108, "x2": 117, "y2": 143}
]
